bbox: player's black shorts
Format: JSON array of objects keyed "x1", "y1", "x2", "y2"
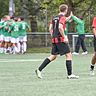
[
  {"x1": 93, "y1": 36, "x2": 96, "y2": 52},
  {"x1": 51, "y1": 42, "x2": 70, "y2": 56}
]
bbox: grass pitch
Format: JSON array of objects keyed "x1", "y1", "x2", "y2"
[{"x1": 0, "y1": 53, "x2": 96, "y2": 96}]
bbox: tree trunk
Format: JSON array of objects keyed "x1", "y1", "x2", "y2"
[{"x1": 29, "y1": 16, "x2": 37, "y2": 32}]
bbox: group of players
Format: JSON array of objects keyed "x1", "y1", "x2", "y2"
[
  {"x1": 0, "y1": 15, "x2": 30, "y2": 54},
  {"x1": 35, "y1": 4, "x2": 96, "y2": 79}
]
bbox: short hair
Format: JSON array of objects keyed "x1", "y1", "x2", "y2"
[
  {"x1": 20, "y1": 17, "x2": 24, "y2": 21},
  {"x1": 14, "y1": 17, "x2": 18, "y2": 21},
  {"x1": 59, "y1": 4, "x2": 68, "y2": 12},
  {"x1": 10, "y1": 16, "x2": 15, "y2": 19},
  {"x1": 4, "y1": 15, "x2": 10, "y2": 19}
]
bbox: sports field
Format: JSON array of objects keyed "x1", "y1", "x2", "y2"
[{"x1": 0, "y1": 53, "x2": 96, "y2": 96}]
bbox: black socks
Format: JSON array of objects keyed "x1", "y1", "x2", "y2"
[
  {"x1": 66, "y1": 60, "x2": 72, "y2": 75},
  {"x1": 38, "y1": 58, "x2": 72, "y2": 76},
  {"x1": 39, "y1": 58, "x2": 51, "y2": 71},
  {"x1": 90, "y1": 64, "x2": 94, "y2": 71}
]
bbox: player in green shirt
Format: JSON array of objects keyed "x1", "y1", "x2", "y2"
[
  {"x1": 1, "y1": 15, "x2": 12, "y2": 54},
  {"x1": 72, "y1": 15, "x2": 88, "y2": 55},
  {"x1": 0, "y1": 17, "x2": 6, "y2": 53},
  {"x1": 10, "y1": 18, "x2": 20, "y2": 54},
  {"x1": 18, "y1": 17, "x2": 30, "y2": 54}
]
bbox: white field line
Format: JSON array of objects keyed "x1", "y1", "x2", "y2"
[{"x1": 0, "y1": 59, "x2": 43, "y2": 62}]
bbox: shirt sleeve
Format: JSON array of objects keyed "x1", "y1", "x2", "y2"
[
  {"x1": 92, "y1": 17, "x2": 96, "y2": 28},
  {"x1": 59, "y1": 16, "x2": 66, "y2": 25},
  {"x1": 71, "y1": 15, "x2": 82, "y2": 24},
  {"x1": 59, "y1": 16, "x2": 66, "y2": 30}
]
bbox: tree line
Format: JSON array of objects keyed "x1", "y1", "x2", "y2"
[{"x1": 0, "y1": 0, "x2": 96, "y2": 32}]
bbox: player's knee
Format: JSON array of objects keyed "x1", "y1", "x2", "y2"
[
  {"x1": 91, "y1": 53, "x2": 96, "y2": 64},
  {"x1": 48, "y1": 55, "x2": 57, "y2": 61},
  {"x1": 66, "y1": 52, "x2": 72, "y2": 60}
]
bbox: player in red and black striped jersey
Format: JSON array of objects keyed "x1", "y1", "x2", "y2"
[
  {"x1": 90, "y1": 17, "x2": 96, "y2": 75},
  {"x1": 35, "y1": 4, "x2": 79, "y2": 79}
]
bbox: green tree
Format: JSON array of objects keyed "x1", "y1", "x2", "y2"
[
  {"x1": 0, "y1": 0, "x2": 96, "y2": 32},
  {"x1": 0, "y1": 0, "x2": 9, "y2": 18}
]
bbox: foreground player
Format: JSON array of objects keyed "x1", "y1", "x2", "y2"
[
  {"x1": 35, "y1": 4, "x2": 79, "y2": 79},
  {"x1": 90, "y1": 17, "x2": 96, "y2": 75}
]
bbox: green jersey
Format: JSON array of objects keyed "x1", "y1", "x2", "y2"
[
  {"x1": 72, "y1": 15, "x2": 85, "y2": 34},
  {"x1": 19, "y1": 21, "x2": 30, "y2": 36},
  {"x1": 2, "y1": 21, "x2": 11, "y2": 37},
  {"x1": 10, "y1": 22, "x2": 20, "y2": 38},
  {"x1": 0, "y1": 21, "x2": 5, "y2": 35},
  {"x1": 64, "y1": 21, "x2": 70, "y2": 35}
]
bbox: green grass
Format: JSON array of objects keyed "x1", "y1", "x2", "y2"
[
  {"x1": 27, "y1": 46, "x2": 94, "y2": 53},
  {"x1": 0, "y1": 53, "x2": 96, "y2": 96},
  {"x1": 27, "y1": 47, "x2": 51, "y2": 53}
]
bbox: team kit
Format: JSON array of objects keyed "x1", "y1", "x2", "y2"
[{"x1": 0, "y1": 15, "x2": 30, "y2": 54}]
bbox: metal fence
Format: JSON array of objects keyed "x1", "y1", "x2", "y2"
[
  {"x1": 27, "y1": 32, "x2": 94, "y2": 51},
  {"x1": 27, "y1": 32, "x2": 51, "y2": 48}
]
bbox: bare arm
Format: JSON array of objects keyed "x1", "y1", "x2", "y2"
[
  {"x1": 93, "y1": 28, "x2": 96, "y2": 37},
  {"x1": 49, "y1": 23, "x2": 53, "y2": 36},
  {"x1": 66, "y1": 11, "x2": 72, "y2": 22}
]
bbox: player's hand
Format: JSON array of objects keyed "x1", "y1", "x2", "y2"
[
  {"x1": 64, "y1": 36, "x2": 69, "y2": 43},
  {"x1": 70, "y1": 11, "x2": 73, "y2": 16}
]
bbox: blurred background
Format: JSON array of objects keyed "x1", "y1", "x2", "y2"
[{"x1": 1, "y1": 0, "x2": 96, "y2": 53}]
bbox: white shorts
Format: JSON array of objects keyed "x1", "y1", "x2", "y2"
[
  {"x1": 4, "y1": 36, "x2": 11, "y2": 42},
  {"x1": 11, "y1": 37, "x2": 19, "y2": 43},
  {"x1": 19, "y1": 36, "x2": 27, "y2": 42},
  {"x1": 0, "y1": 34, "x2": 4, "y2": 41}
]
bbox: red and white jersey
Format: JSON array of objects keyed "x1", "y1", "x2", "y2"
[{"x1": 92, "y1": 17, "x2": 96, "y2": 28}]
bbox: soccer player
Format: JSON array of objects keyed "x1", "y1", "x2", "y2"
[
  {"x1": 90, "y1": 17, "x2": 96, "y2": 75},
  {"x1": 10, "y1": 17, "x2": 20, "y2": 54},
  {"x1": 2, "y1": 15, "x2": 11, "y2": 54},
  {"x1": 72, "y1": 15, "x2": 88, "y2": 55},
  {"x1": 18, "y1": 17, "x2": 30, "y2": 54},
  {"x1": 35, "y1": 4, "x2": 79, "y2": 79},
  {"x1": 0, "y1": 17, "x2": 6, "y2": 53}
]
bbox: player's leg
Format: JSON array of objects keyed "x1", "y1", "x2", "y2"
[
  {"x1": 0, "y1": 35, "x2": 4, "y2": 53},
  {"x1": 65, "y1": 52, "x2": 72, "y2": 76},
  {"x1": 16, "y1": 41, "x2": 20, "y2": 53},
  {"x1": 11, "y1": 38, "x2": 18, "y2": 54},
  {"x1": 39, "y1": 55, "x2": 57, "y2": 71},
  {"x1": 65, "y1": 52, "x2": 79, "y2": 79},
  {"x1": 35, "y1": 55, "x2": 57, "y2": 79},
  {"x1": 35, "y1": 43, "x2": 58, "y2": 78},
  {"x1": 75, "y1": 36, "x2": 81, "y2": 52},
  {"x1": 58, "y1": 42, "x2": 79, "y2": 79},
  {"x1": 22, "y1": 41, "x2": 27, "y2": 53},
  {"x1": 22, "y1": 36, "x2": 27, "y2": 53},
  {"x1": 90, "y1": 53, "x2": 96, "y2": 75},
  {"x1": 80, "y1": 35, "x2": 88, "y2": 54},
  {"x1": 15, "y1": 38, "x2": 20, "y2": 53},
  {"x1": 4, "y1": 37, "x2": 9, "y2": 54},
  {"x1": 90, "y1": 37, "x2": 96, "y2": 75},
  {"x1": 6, "y1": 36, "x2": 11, "y2": 53},
  {"x1": 73, "y1": 36, "x2": 81, "y2": 55}
]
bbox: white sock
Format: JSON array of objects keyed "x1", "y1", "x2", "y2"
[
  {"x1": 91, "y1": 64, "x2": 95, "y2": 66},
  {"x1": 23, "y1": 42, "x2": 27, "y2": 52},
  {"x1": 17, "y1": 42, "x2": 21, "y2": 53}
]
